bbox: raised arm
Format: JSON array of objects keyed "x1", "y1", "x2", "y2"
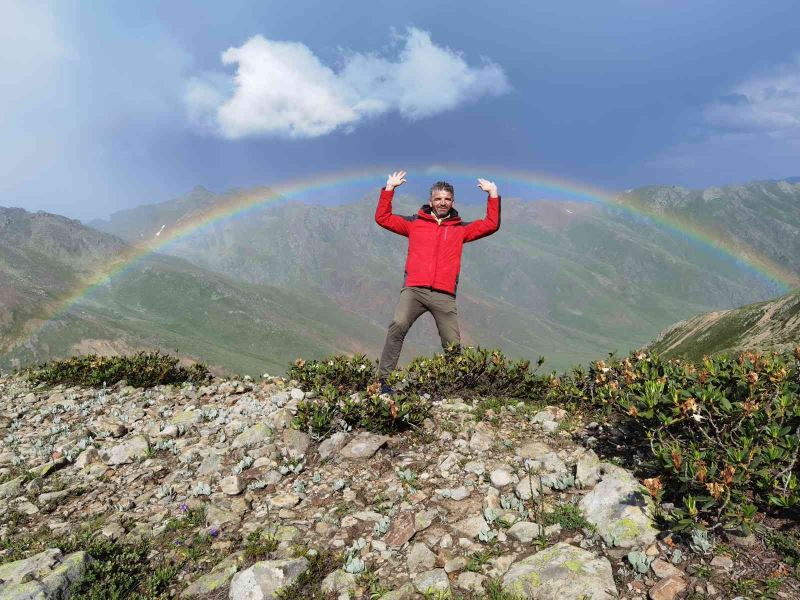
[
  {"x1": 463, "y1": 178, "x2": 501, "y2": 242},
  {"x1": 375, "y1": 170, "x2": 412, "y2": 237}
]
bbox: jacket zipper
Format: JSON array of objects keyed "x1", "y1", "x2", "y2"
[{"x1": 431, "y1": 222, "x2": 443, "y2": 286}]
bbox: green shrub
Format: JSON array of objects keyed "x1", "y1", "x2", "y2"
[
  {"x1": 26, "y1": 351, "x2": 210, "y2": 388},
  {"x1": 287, "y1": 354, "x2": 374, "y2": 393},
  {"x1": 399, "y1": 345, "x2": 546, "y2": 399},
  {"x1": 549, "y1": 349, "x2": 800, "y2": 529},
  {"x1": 292, "y1": 384, "x2": 430, "y2": 439}
]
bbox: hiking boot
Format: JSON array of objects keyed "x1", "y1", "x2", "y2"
[{"x1": 379, "y1": 380, "x2": 396, "y2": 395}]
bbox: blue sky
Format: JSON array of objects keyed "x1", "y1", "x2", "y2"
[{"x1": 2, "y1": 0, "x2": 799, "y2": 220}]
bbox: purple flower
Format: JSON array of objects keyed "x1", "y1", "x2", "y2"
[
  {"x1": 179, "y1": 503, "x2": 189, "y2": 513},
  {"x1": 209, "y1": 527, "x2": 220, "y2": 538}
]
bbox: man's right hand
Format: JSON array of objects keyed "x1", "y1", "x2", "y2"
[{"x1": 385, "y1": 170, "x2": 407, "y2": 191}]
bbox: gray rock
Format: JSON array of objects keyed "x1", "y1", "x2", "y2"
[
  {"x1": 407, "y1": 543, "x2": 436, "y2": 573},
  {"x1": 0, "y1": 476, "x2": 23, "y2": 499},
  {"x1": 221, "y1": 475, "x2": 245, "y2": 496},
  {"x1": 502, "y1": 542, "x2": 617, "y2": 599},
  {"x1": 515, "y1": 475, "x2": 541, "y2": 501},
  {"x1": 339, "y1": 432, "x2": 389, "y2": 459},
  {"x1": 507, "y1": 522, "x2": 542, "y2": 544},
  {"x1": 228, "y1": 557, "x2": 309, "y2": 600},
  {"x1": 490, "y1": 469, "x2": 514, "y2": 488},
  {"x1": 463, "y1": 461, "x2": 485, "y2": 475},
  {"x1": 0, "y1": 548, "x2": 92, "y2": 600},
  {"x1": 579, "y1": 466, "x2": 658, "y2": 548},
  {"x1": 516, "y1": 441, "x2": 550, "y2": 459},
  {"x1": 468, "y1": 427, "x2": 493, "y2": 453},
  {"x1": 412, "y1": 569, "x2": 449, "y2": 594},
  {"x1": 318, "y1": 432, "x2": 348, "y2": 460},
  {"x1": 453, "y1": 515, "x2": 490, "y2": 538},
  {"x1": 232, "y1": 423, "x2": 273, "y2": 450},
  {"x1": 320, "y1": 569, "x2": 357, "y2": 597},
  {"x1": 575, "y1": 450, "x2": 603, "y2": 488},
  {"x1": 456, "y1": 571, "x2": 486, "y2": 593},
  {"x1": 74, "y1": 448, "x2": 101, "y2": 469},
  {"x1": 102, "y1": 435, "x2": 150, "y2": 465},
  {"x1": 281, "y1": 430, "x2": 310, "y2": 459}
]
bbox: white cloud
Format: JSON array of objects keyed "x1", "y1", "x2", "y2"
[
  {"x1": 704, "y1": 56, "x2": 800, "y2": 138},
  {"x1": 186, "y1": 28, "x2": 510, "y2": 139}
]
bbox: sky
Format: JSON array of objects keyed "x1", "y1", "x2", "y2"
[{"x1": 2, "y1": 0, "x2": 799, "y2": 221}]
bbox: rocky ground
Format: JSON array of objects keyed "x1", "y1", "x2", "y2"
[{"x1": 0, "y1": 373, "x2": 797, "y2": 599}]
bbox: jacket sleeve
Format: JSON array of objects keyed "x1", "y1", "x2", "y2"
[
  {"x1": 463, "y1": 195, "x2": 501, "y2": 242},
  {"x1": 375, "y1": 188, "x2": 411, "y2": 237}
]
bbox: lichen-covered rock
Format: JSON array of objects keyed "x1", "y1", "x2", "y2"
[
  {"x1": 231, "y1": 423, "x2": 273, "y2": 449},
  {"x1": 502, "y1": 542, "x2": 617, "y2": 599},
  {"x1": 228, "y1": 557, "x2": 309, "y2": 600},
  {"x1": 412, "y1": 569, "x2": 449, "y2": 594},
  {"x1": 0, "y1": 548, "x2": 92, "y2": 600},
  {"x1": 339, "y1": 432, "x2": 389, "y2": 459},
  {"x1": 102, "y1": 435, "x2": 150, "y2": 465},
  {"x1": 579, "y1": 466, "x2": 658, "y2": 548}
]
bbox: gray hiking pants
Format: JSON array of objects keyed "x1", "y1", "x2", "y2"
[{"x1": 378, "y1": 286, "x2": 461, "y2": 379}]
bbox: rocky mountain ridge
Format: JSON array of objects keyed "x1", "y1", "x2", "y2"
[{"x1": 1, "y1": 371, "x2": 790, "y2": 599}]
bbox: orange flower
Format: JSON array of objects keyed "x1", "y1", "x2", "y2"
[
  {"x1": 694, "y1": 460, "x2": 708, "y2": 483},
  {"x1": 721, "y1": 464, "x2": 735, "y2": 485},
  {"x1": 294, "y1": 358, "x2": 306, "y2": 368},
  {"x1": 387, "y1": 398, "x2": 398, "y2": 419},
  {"x1": 794, "y1": 346, "x2": 800, "y2": 361},
  {"x1": 671, "y1": 448, "x2": 683, "y2": 470},
  {"x1": 742, "y1": 400, "x2": 759, "y2": 416},
  {"x1": 609, "y1": 380, "x2": 619, "y2": 391},
  {"x1": 698, "y1": 370, "x2": 709, "y2": 384},
  {"x1": 643, "y1": 477, "x2": 662, "y2": 497},
  {"x1": 706, "y1": 482, "x2": 725, "y2": 500},
  {"x1": 747, "y1": 371, "x2": 759, "y2": 386},
  {"x1": 367, "y1": 382, "x2": 381, "y2": 396},
  {"x1": 624, "y1": 370, "x2": 637, "y2": 385},
  {"x1": 628, "y1": 404, "x2": 639, "y2": 417},
  {"x1": 680, "y1": 397, "x2": 698, "y2": 415},
  {"x1": 769, "y1": 367, "x2": 788, "y2": 383}
]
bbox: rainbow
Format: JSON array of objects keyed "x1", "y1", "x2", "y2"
[{"x1": 4, "y1": 164, "x2": 797, "y2": 355}]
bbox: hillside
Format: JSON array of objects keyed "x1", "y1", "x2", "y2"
[
  {"x1": 650, "y1": 287, "x2": 800, "y2": 360},
  {"x1": 90, "y1": 179, "x2": 796, "y2": 370},
  {"x1": 0, "y1": 207, "x2": 390, "y2": 375}
]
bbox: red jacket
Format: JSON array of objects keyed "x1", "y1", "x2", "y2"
[{"x1": 375, "y1": 188, "x2": 501, "y2": 295}]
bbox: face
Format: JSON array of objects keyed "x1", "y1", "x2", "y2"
[{"x1": 429, "y1": 188, "x2": 454, "y2": 218}]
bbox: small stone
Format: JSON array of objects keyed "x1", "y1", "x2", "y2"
[
  {"x1": 463, "y1": 461, "x2": 485, "y2": 475},
  {"x1": 407, "y1": 543, "x2": 436, "y2": 573},
  {"x1": 102, "y1": 435, "x2": 150, "y2": 465},
  {"x1": 383, "y1": 512, "x2": 416, "y2": 548},
  {"x1": 269, "y1": 494, "x2": 301, "y2": 509},
  {"x1": 710, "y1": 555, "x2": 733, "y2": 570},
  {"x1": 453, "y1": 515, "x2": 490, "y2": 539},
  {"x1": 515, "y1": 475, "x2": 540, "y2": 501},
  {"x1": 220, "y1": 475, "x2": 245, "y2": 496},
  {"x1": 507, "y1": 522, "x2": 542, "y2": 544},
  {"x1": 231, "y1": 423, "x2": 272, "y2": 450},
  {"x1": 649, "y1": 575, "x2": 687, "y2": 600},
  {"x1": 281, "y1": 429, "x2": 310, "y2": 459},
  {"x1": 456, "y1": 571, "x2": 486, "y2": 593},
  {"x1": 448, "y1": 487, "x2": 470, "y2": 501},
  {"x1": 318, "y1": 432, "x2": 348, "y2": 460},
  {"x1": 651, "y1": 558, "x2": 685, "y2": 580},
  {"x1": 101, "y1": 522, "x2": 126, "y2": 541},
  {"x1": 445, "y1": 556, "x2": 468, "y2": 573},
  {"x1": 339, "y1": 432, "x2": 389, "y2": 459},
  {"x1": 412, "y1": 569, "x2": 449, "y2": 594},
  {"x1": 415, "y1": 510, "x2": 437, "y2": 532},
  {"x1": 490, "y1": 469, "x2": 514, "y2": 488},
  {"x1": 321, "y1": 569, "x2": 357, "y2": 596}
]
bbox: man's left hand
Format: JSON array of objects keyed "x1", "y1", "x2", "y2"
[{"x1": 477, "y1": 178, "x2": 498, "y2": 197}]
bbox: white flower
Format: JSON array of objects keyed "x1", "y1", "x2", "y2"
[{"x1": 692, "y1": 414, "x2": 705, "y2": 422}]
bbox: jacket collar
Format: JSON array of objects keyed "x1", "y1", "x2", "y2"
[{"x1": 418, "y1": 204, "x2": 461, "y2": 225}]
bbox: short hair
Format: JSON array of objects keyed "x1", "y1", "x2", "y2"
[{"x1": 429, "y1": 181, "x2": 455, "y2": 198}]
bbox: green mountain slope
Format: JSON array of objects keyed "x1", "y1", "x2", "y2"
[
  {"x1": 649, "y1": 288, "x2": 800, "y2": 361},
  {"x1": 0, "y1": 207, "x2": 389, "y2": 376},
  {"x1": 91, "y1": 180, "x2": 794, "y2": 369}
]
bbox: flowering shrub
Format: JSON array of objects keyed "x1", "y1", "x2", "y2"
[
  {"x1": 287, "y1": 354, "x2": 375, "y2": 393},
  {"x1": 26, "y1": 351, "x2": 210, "y2": 388},
  {"x1": 292, "y1": 383, "x2": 430, "y2": 438},
  {"x1": 550, "y1": 348, "x2": 800, "y2": 529},
  {"x1": 398, "y1": 345, "x2": 547, "y2": 399}
]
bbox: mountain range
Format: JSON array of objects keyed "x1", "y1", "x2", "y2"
[{"x1": 2, "y1": 178, "x2": 798, "y2": 375}]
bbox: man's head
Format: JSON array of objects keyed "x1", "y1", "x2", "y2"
[{"x1": 429, "y1": 181, "x2": 454, "y2": 218}]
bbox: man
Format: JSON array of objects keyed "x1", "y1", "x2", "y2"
[{"x1": 375, "y1": 170, "x2": 501, "y2": 393}]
